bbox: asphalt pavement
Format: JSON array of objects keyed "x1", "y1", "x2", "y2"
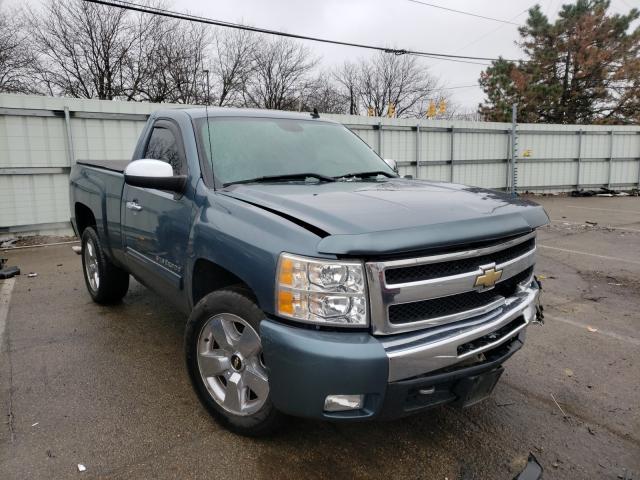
[{"x1": 1, "y1": 196, "x2": 639, "y2": 479}]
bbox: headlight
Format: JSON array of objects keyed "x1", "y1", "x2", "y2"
[{"x1": 276, "y1": 253, "x2": 367, "y2": 327}]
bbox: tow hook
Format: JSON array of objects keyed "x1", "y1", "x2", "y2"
[{"x1": 533, "y1": 275, "x2": 544, "y2": 325}]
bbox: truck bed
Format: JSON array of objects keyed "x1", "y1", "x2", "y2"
[
  {"x1": 76, "y1": 160, "x2": 130, "y2": 173},
  {"x1": 70, "y1": 161, "x2": 128, "y2": 264}
]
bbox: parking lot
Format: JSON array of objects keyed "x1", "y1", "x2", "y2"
[{"x1": 1, "y1": 195, "x2": 638, "y2": 479}]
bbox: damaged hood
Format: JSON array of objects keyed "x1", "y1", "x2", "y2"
[{"x1": 221, "y1": 179, "x2": 549, "y2": 255}]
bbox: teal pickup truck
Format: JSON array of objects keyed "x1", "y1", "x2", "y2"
[{"x1": 69, "y1": 107, "x2": 548, "y2": 435}]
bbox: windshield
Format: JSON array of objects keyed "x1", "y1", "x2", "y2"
[{"x1": 196, "y1": 117, "x2": 395, "y2": 186}]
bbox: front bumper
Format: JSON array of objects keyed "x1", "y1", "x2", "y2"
[{"x1": 260, "y1": 280, "x2": 539, "y2": 420}]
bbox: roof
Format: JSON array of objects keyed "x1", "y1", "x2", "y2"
[{"x1": 156, "y1": 106, "x2": 340, "y2": 123}]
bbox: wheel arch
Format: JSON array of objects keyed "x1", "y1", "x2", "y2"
[
  {"x1": 75, "y1": 202, "x2": 97, "y2": 236},
  {"x1": 191, "y1": 258, "x2": 257, "y2": 307}
]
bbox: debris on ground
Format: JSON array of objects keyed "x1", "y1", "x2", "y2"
[
  {"x1": 0, "y1": 258, "x2": 20, "y2": 279},
  {"x1": 585, "y1": 220, "x2": 598, "y2": 225},
  {"x1": 513, "y1": 453, "x2": 543, "y2": 480},
  {"x1": 587, "y1": 326, "x2": 599, "y2": 333},
  {"x1": 570, "y1": 187, "x2": 633, "y2": 197},
  {"x1": 31, "y1": 422, "x2": 39, "y2": 427},
  {"x1": 570, "y1": 190, "x2": 595, "y2": 197},
  {"x1": 0, "y1": 266, "x2": 20, "y2": 279},
  {"x1": 617, "y1": 468, "x2": 637, "y2": 479},
  {"x1": 71, "y1": 246, "x2": 82, "y2": 255},
  {"x1": 551, "y1": 393, "x2": 569, "y2": 419},
  {"x1": 0, "y1": 238, "x2": 17, "y2": 248},
  {"x1": 584, "y1": 294, "x2": 606, "y2": 302},
  {"x1": 564, "y1": 368, "x2": 574, "y2": 377},
  {"x1": 598, "y1": 187, "x2": 624, "y2": 196},
  {"x1": 27, "y1": 272, "x2": 38, "y2": 278},
  {"x1": 1, "y1": 235, "x2": 77, "y2": 248},
  {"x1": 77, "y1": 464, "x2": 86, "y2": 472}
]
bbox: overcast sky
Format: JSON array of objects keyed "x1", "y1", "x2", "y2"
[
  {"x1": 174, "y1": 0, "x2": 638, "y2": 111},
  {"x1": 18, "y1": 0, "x2": 639, "y2": 110}
]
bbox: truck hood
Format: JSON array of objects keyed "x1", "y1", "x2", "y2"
[{"x1": 221, "y1": 179, "x2": 549, "y2": 255}]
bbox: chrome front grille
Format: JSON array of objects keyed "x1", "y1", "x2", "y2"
[
  {"x1": 387, "y1": 266, "x2": 534, "y2": 324},
  {"x1": 384, "y1": 238, "x2": 535, "y2": 284},
  {"x1": 365, "y1": 232, "x2": 537, "y2": 335}
]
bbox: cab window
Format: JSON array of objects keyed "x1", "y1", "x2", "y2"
[{"x1": 144, "y1": 127, "x2": 183, "y2": 175}]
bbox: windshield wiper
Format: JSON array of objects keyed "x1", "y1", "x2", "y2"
[
  {"x1": 223, "y1": 173, "x2": 336, "y2": 187},
  {"x1": 334, "y1": 170, "x2": 398, "y2": 180}
]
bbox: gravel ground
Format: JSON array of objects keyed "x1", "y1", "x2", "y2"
[{"x1": 1, "y1": 196, "x2": 638, "y2": 479}]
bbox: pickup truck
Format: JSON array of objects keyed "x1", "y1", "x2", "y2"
[{"x1": 69, "y1": 107, "x2": 548, "y2": 436}]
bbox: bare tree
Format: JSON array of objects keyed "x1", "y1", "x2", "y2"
[
  {"x1": 152, "y1": 21, "x2": 210, "y2": 104},
  {"x1": 450, "y1": 108, "x2": 483, "y2": 121},
  {"x1": 243, "y1": 36, "x2": 318, "y2": 110},
  {"x1": 27, "y1": 0, "x2": 176, "y2": 101},
  {"x1": 333, "y1": 61, "x2": 361, "y2": 115},
  {"x1": 28, "y1": 0, "x2": 135, "y2": 99},
  {"x1": 120, "y1": 6, "x2": 166, "y2": 101},
  {"x1": 300, "y1": 74, "x2": 349, "y2": 114},
  {"x1": 0, "y1": 4, "x2": 36, "y2": 94},
  {"x1": 210, "y1": 28, "x2": 257, "y2": 106},
  {"x1": 356, "y1": 52, "x2": 441, "y2": 118},
  {"x1": 19, "y1": 1, "x2": 443, "y2": 118}
]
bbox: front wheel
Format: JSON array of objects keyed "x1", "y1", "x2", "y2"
[
  {"x1": 81, "y1": 227, "x2": 129, "y2": 304},
  {"x1": 184, "y1": 288, "x2": 282, "y2": 436}
]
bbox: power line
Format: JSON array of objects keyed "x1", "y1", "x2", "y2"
[
  {"x1": 439, "y1": 84, "x2": 480, "y2": 90},
  {"x1": 426, "y1": 4, "x2": 533, "y2": 72},
  {"x1": 429, "y1": 5, "x2": 533, "y2": 69},
  {"x1": 413, "y1": 54, "x2": 489, "y2": 66},
  {"x1": 407, "y1": 0, "x2": 522, "y2": 26},
  {"x1": 82, "y1": 0, "x2": 524, "y2": 65}
]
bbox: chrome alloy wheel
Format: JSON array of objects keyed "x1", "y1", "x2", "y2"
[
  {"x1": 83, "y1": 238, "x2": 100, "y2": 292},
  {"x1": 197, "y1": 313, "x2": 269, "y2": 416}
]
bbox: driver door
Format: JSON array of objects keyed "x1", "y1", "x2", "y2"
[{"x1": 122, "y1": 120, "x2": 192, "y2": 301}]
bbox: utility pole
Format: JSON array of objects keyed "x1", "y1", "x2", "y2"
[{"x1": 510, "y1": 103, "x2": 518, "y2": 197}]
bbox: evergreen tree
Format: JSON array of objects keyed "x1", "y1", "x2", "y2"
[{"x1": 479, "y1": 1, "x2": 640, "y2": 124}]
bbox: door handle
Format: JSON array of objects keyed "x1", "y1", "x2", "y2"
[{"x1": 126, "y1": 201, "x2": 143, "y2": 212}]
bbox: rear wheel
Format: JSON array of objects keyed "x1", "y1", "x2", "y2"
[
  {"x1": 81, "y1": 227, "x2": 129, "y2": 304},
  {"x1": 185, "y1": 288, "x2": 282, "y2": 436}
]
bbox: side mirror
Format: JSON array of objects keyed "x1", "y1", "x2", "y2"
[
  {"x1": 124, "y1": 159, "x2": 187, "y2": 192},
  {"x1": 384, "y1": 158, "x2": 398, "y2": 173}
]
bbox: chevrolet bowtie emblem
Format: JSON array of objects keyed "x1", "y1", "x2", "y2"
[{"x1": 475, "y1": 266, "x2": 503, "y2": 289}]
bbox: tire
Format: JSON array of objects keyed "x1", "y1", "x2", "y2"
[
  {"x1": 81, "y1": 227, "x2": 129, "y2": 304},
  {"x1": 185, "y1": 288, "x2": 283, "y2": 436}
]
